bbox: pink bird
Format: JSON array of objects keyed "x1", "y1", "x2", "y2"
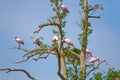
[
  {"x1": 88, "y1": 56, "x2": 99, "y2": 63},
  {"x1": 52, "y1": 36, "x2": 58, "y2": 42},
  {"x1": 61, "y1": 4, "x2": 69, "y2": 13},
  {"x1": 64, "y1": 38, "x2": 73, "y2": 46},
  {"x1": 86, "y1": 49, "x2": 92, "y2": 56},
  {"x1": 14, "y1": 36, "x2": 24, "y2": 48},
  {"x1": 34, "y1": 37, "x2": 41, "y2": 46}
]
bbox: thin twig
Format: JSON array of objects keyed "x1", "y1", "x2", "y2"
[
  {"x1": 88, "y1": 16, "x2": 100, "y2": 19},
  {"x1": 14, "y1": 56, "x2": 31, "y2": 63},
  {"x1": 89, "y1": 4, "x2": 104, "y2": 11},
  {"x1": 0, "y1": 68, "x2": 36, "y2": 80},
  {"x1": 86, "y1": 60, "x2": 106, "y2": 77},
  {"x1": 10, "y1": 47, "x2": 28, "y2": 52},
  {"x1": 8, "y1": 56, "x2": 33, "y2": 64},
  {"x1": 33, "y1": 53, "x2": 50, "y2": 61},
  {"x1": 78, "y1": 10, "x2": 83, "y2": 18}
]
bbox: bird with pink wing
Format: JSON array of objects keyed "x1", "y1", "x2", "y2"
[
  {"x1": 34, "y1": 37, "x2": 41, "y2": 47},
  {"x1": 64, "y1": 38, "x2": 73, "y2": 47},
  {"x1": 61, "y1": 4, "x2": 69, "y2": 13},
  {"x1": 86, "y1": 49, "x2": 93, "y2": 57},
  {"x1": 88, "y1": 56, "x2": 99, "y2": 63},
  {"x1": 14, "y1": 36, "x2": 24, "y2": 48},
  {"x1": 52, "y1": 36, "x2": 58, "y2": 43}
]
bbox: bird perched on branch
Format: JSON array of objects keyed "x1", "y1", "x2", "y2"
[
  {"x1": 61, "y1": 4, "x2": 69, "y2": 13},
  {"x1": 88, "y1": 56, "x2": 99, "y2": 63},
  {"x1": 14, "y1": 36, "x2": 24, "y2": 48},
  {"x1": 34, "y1": 37, "x2": 41, "y2": 47},
  {"x1": 52, "y1": 36, "x2": 58, "y2": 43},
  {"x1": 64, "y1": 38, "x2": 73, "y2": 47},
  {"x1": 86, "y1": 49, "x2": 93, "y2": 57}
]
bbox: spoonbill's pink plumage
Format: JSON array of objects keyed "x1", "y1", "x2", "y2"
[
  {"x1": 15, "y1": 36, "x2": 24, "y2": 45},
  {"x1": 64, "y1": 38, "x2": 73, "y2": 46},
  {"x1": 86, "y1": 49, "x2": 92, "y2": 56},
  {"x1": 52, "y1": 36, "x2": 58, "y2": 42},
  {"x1": 88, "y1": 56, "x2": 99, "y2": 63},
  {"x1": 14, "y1": 36, "x2": 24, "y2": 48},
  {"x1": 34, "y1": 37, "x2": 41, "y2": 46},
  {"x1": 61, "y1": 4, "x2": 69, "y2": 13}
]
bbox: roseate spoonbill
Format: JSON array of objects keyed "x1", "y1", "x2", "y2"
[
  {"x1": 88, "y1": 56, "x2": 99, "y2": 63},
  {"x1": 86, "y1": 49, "x2": 92, "y2": 56},
  {"x1": 34, "y1": 37, "x2": 41, "y2": 46},
  {"x1": 61, "y1": 4, "x2": 69, "y2": 13},
  {"x1": 52, "y1": 36, "x2": 58, "y2": 42},
  {"x1": 64, "y1": 38, "x2": 73, "y2": 46},
  {"x1": 14, "y1": 36, "x2": 24, "y2": 48}
]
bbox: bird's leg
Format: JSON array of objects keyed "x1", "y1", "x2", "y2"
[
  {"x1": 18, "y1": 44, "x2": 21, "y2": 49},
  {"x1": 93, "y1": 63, "x2": 95, "y2": 68}
]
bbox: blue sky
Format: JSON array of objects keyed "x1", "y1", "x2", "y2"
[{"x1": 0, "y1": 0, "x2": 120, "y2": 80}]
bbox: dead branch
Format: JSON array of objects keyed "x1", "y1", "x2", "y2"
[
  {"x1": 89, "y1": 4, "x2": 104, "y2": 11},
  {"x1": 86, "y1": 60, "x2": 106, "y2": 77},
  {"x1": 14, "y1": 56, "x2": 31, "y2": 63},
  {"x1": 88, "y1": 16, "x2": 100, "y2": 19},
  {"x1": 10, "y1": 47, "x2": 28, "y2": 52},
  {"x1": 78, "y1": 10, "x2": 83, "y2": 18},
  {"x1": 33, "y1": 53, "x2": 50, "y2": 61},
  {"x1": 0, "y1": 68, "x2": 36, "y2": 80},
  {"x1": 7, "y1": 53, "x2": 38, "y2": 64},
  {"x1": 33, "y1": 22, "x2": 58, "y2": 34}
]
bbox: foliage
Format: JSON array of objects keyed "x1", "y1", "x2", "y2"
[{"x1": 90, "y1": 68, "x2": 120, "y2": 80}]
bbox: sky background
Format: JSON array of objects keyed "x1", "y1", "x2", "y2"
[{"x1": 0, "y1": 0, "x2": 120, "y2": 80}]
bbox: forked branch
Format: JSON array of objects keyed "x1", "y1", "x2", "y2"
[
  {"x1": 86, "y1": 60, "x2": 107, "y2": 77},
  {"x1": 56, "y1": 48, "x2": 66, "y2": 80},
  {"x1": 0, "y1": 68, "x2": 36, "y2": 80},
  {"x1": 12, "y1": 47, "x2": 58, "y2": 63}
]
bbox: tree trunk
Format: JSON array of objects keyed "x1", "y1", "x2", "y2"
[
  {"x1": 54, "y1": 0, "x2": 68, "y2": 80},
  {"x1": 80, "y1": 0, "x2": 88, "y2": 80}
]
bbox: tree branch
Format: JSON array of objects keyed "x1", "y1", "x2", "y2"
[
  {"x1": 14, "y1": 56, "x2": 31, "y2": 63},
  {"x1": 10, "y1": 47, "x2": 28, "y2": 52},
  {"x1": 56, "y1": 48, "x2": 66, "y2": 80},
  {"x1": 88, "y1": 16, "x2": 100, "y2": 19},
  {"x1": 68, "y1": 50, "x2": 80, "y2": 57},
  {"x1": 9, "y1": 45, "x2": 59, "y2": 64},
  {"x1": 89, "y1": 4, "x2": 104, "y2": 11},
  {"x1": 86, "y1": 60, "x2": 106, "y2": 77},
  {"x1": 0, "y1": 68, "x2": 36, "y2": 80},
  {"x1": 33, "y1": 53, "x2": 50, "y2": 61},
  {"x1": 78, "y1": 10, "x2": 83, "y2": 18},
  {"x1": 33, "y1": 22, "x2": 58, "y2": 34}
]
